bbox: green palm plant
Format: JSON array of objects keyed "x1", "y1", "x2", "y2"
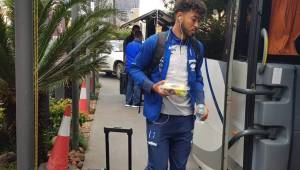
[
  {"x1": 38, "y1": 0, "x2": 114, "y2": 88},
  {"x1": 0, "y1": 4, "x2": 16, "y2": 150},
  {"x1": 0, "y1": 0, "x2": 116, "y2": 161}
]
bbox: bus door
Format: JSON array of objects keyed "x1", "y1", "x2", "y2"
[{"x1": 222, "y1": 0, "x2": 300, "y2": 170}]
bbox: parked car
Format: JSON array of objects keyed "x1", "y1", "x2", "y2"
[{"x1": 100, "y1": 40, "x2": 124, "y2": 79}]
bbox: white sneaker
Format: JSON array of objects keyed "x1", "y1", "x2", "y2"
[
  {"x1": 131, "y1": 105, "x2": 140, "y2": 108},
  {"x1": 125, "y1": 104, "x2": 131, "y2": 107}
]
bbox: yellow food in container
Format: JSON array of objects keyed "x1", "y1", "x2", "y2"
[{"x1": 160, "y1": 82, "x2": 190, "y2": 97}]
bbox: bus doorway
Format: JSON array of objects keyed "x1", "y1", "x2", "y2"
[
  {"x1": 220, "y1": 0, "x2": 300, "y2": 170},
  {"x1": 191, "y1": 0, "x2": 300, "y2": 170}
]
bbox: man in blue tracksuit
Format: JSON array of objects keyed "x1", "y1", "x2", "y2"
[
  {"x1": 125, "y1": 30, "x2": 143, "y2": 107},
  {"x1": 129, "y1": 0, "x2": 208, "y2": 169}
]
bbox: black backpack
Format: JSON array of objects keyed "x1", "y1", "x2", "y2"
[
  {"x1": 146, "y1": 32, "x2": 202, "y2": 75},
  {"x1": 138, "y1": 32, "x2": 203, "y2": 113}
]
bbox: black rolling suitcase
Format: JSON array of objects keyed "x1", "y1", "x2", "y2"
[
  {"x1": 104, "y1": 127, "x2": 133, "y2": 170},
  {"x1": 119, "y1": 72, "x2": 127, "y2": 95}
]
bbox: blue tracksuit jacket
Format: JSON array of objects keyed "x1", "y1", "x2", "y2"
[
  {"x1": 125, "y1": 40, "x2": 142, "y2": 71},
  {"x1": 129, "y1": 29, "x2": 205, "y2": 121}
]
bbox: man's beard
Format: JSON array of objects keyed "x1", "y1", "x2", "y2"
[{"x1": 181, "y1": 24, "x2": 195, "y2": 38}]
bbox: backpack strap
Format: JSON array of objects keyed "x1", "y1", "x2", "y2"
[
  {"x1": 146, "y1": 33, "x2": 203, "y2": 76},
  {"x1": 145, "y1": 32, "x2": 168, "y2": 76},
  {"x1": 145, "y1": 34, "x2": 202, "y2": 76}
]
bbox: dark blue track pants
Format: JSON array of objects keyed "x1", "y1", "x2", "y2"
[
  {"x1": 126, "y1": 75, "x2": 141, "y2": 105},
  {"x1": 145, "y1": 114, "x2": 195, "y2": 170}
]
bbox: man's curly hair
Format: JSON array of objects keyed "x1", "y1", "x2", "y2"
[{"x1": 174, "y1": 0, "x2": 207, "y2": 16}]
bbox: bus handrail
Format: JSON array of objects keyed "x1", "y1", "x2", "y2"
[
  {"x1": 231, "y1": 86, "x2": 276, "y2": 96},
  {"x1": 228, "y1": 128, "x2": 270, "y2": 149},
  {"x1": 259, "y1": 28, "x2": 269, "y2": 74}
]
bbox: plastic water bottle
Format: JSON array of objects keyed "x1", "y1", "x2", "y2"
[{"x1": 195, "y1": 103, "x2": 206, "y2": 121}]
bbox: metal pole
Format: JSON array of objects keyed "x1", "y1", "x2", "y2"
[
  {"x1": 86, "y1": 75, "x2": 90, "y2": 107},
  {"x1": 95, "y1": 0, "x2": 99, "y2": 7},
  {"x1": 243, "y1": 1, "x2": 263, "y2": 169},
  {"x1": 221, "y1": 0, "x2": 240, "y2": 169},
  {"x1": 113, "y1": 0, "x2": 116, "y2": 25},
  {"x1": 91, "y1": 0, "x2": 97, "y2": 94},
  {"x1": 55, "y1": 86, "x2": 65, "y2": 99},
  {"x1": 86, "y1": 1, "x2": 92, "y2": 106},
  {"x1": 71, "y1": 4, "x2": 80, "y2": 150},
  {"x1": 15, "y1": 0, "x2": 34, "y2": 169}
]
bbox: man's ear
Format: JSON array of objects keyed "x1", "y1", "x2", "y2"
[
  {"x1": 176, "y1": 12, "x2": 183, "y2": 23},
  {"x1": 179, "y1": 16, "x2": 183, "y2": 22}
]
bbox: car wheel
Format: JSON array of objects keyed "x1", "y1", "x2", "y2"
[{"x1": 115, "y1": 62, "x2": 124, "y2": 79}]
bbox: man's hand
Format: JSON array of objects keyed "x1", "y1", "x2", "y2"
[
  {"x1": 194, "y1": 104, "x2": 209, "y2": 121},
  {"x1": 200, "y1": 105, "x2": 209, "y2": 121},
  {"x1": 152, "y1": 80, "x2": 175, "y2": 97}
]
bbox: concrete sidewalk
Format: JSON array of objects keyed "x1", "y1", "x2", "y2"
[{"x1": 82, "y1": 75, "x2": 200, "y2": 170}]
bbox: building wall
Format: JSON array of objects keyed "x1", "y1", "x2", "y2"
[
  {"x1": 139, "y1": 0, "x2": 167, "y2": 15},
  {"x1": 107, "y1": 0, "x2": 140, "y2": 25}
]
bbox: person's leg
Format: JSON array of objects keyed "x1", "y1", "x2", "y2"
[
  {"x1": 145, "y1": 115, "x2": 170, "y2": 170},
  {"x1": 169, "y1": 115, "x2": 194, "y2": 170},
  {"x1": 125, "y1": 76, "x2": 133, "y2": 105},
  {"x1": 132, "y1": 81, "x2": 141, "y2": 106}
]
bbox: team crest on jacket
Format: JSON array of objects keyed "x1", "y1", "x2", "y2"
[{"x1": 189, "y1": 59, "x2": 196, "y2": 72}]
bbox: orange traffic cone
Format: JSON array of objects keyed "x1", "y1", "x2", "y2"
[
  {"x1": 47, "y1": 105, "x2": 72, "y2": 170},
  {"x1": 79, "y1": 80, "x2": 89, "y2": 116}
]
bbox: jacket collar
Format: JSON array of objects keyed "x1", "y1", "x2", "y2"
[
  {"x1": 133, "y1": 39, "x2": 142, "y2": 43},
  {"x1": 167, "y1": 27, "x2": 190, "y2": 45}
]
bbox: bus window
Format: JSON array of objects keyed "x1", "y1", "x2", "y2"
[
  {"x1": 234, "y1": 0, "x2": 252, "y2": 61},
  {"x1": 268, "y1": 0, "x2": 300, "y2": 56},
  {"x1": 233, "y1": 0, "x2": 300, "y2": 64}
]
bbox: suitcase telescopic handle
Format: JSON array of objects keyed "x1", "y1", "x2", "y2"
[
  {"x1": 104, "y1": 127, "x2": 133, "y2": 135},
  {"x1": 104, "y1": 127, "x2": 133, "y2": 170}
]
